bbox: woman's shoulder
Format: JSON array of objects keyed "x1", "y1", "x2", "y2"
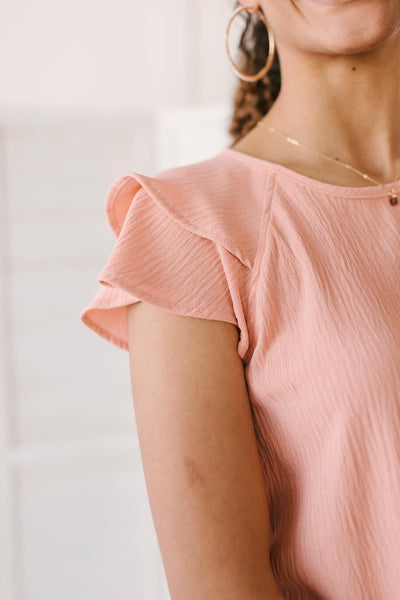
[{"x1": 105, "y1": 149, "x2": 272, "y2": 269}]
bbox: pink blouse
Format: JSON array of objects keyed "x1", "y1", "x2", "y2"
[{"x1": 80, "y1": 147, "x2": 400, "y2": 600}]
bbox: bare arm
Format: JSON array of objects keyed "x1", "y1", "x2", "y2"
[{"x1": 127, "y1": 302, "x2": 284, "y2": 600}]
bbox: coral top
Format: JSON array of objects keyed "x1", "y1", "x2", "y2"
[{"x1": 80, "y1": 147, "x2": 400, "y2": 600}]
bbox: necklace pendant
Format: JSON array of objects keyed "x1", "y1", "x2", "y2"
[{"x1": 389, "y1": 194, "x2": 398, "y2": 206}]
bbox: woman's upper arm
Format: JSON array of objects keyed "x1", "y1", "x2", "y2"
[{"x1": 127, "y1": 301, "x2": 282, "y2": 600}]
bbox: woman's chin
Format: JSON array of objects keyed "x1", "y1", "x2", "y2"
[{"x1": 321, "y1": 18, "x2": 400, "y2": 56}]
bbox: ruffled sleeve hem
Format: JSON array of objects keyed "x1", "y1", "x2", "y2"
[{"x1": 79, "y1": 170, "x2": 250, "y2": 361}]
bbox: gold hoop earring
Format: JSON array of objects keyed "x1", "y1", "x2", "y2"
[{"x1": 225, "y1": 5, "x2": 276, "y2": 82}]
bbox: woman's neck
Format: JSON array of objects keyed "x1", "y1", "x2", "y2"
[{"x1": 262, "y1": 29, "x2": 400, "y2": 182}]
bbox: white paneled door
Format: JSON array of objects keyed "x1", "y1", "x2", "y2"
[
  {"x1": 0, "y1": 1, "x2": 240, "y2": 596},
  {"x1": 0, "y1": 98, "x2": 234, "y2": 599}
]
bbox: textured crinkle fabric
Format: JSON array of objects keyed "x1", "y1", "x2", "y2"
[
  {"x1": 80, "y1": 148, "x2": 400, "y2": 600},
  {"x1": 80, "y1": 154, "x2": 261, "y2": 361}
]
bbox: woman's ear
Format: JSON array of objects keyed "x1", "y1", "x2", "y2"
[{"x1": 237, "y1": 1, "x2": 260, "y2": 14}]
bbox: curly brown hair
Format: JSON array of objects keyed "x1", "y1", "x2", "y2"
[{"x1": 228, "y1": 2, "x2": 281, "y2": 145}]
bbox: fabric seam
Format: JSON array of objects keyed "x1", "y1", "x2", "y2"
[
  {"x1": 225, "y1": 151, "x2": 394, "y2": 199},
  {"x1": 249, "y1": 169, "x2": 275, "y2": 295}
]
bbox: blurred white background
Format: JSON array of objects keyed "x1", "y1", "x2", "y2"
[{"x1": 0, "y1": 0, "x2": 244, "y2": 598}]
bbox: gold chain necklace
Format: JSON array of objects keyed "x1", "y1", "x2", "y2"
[{"x1": 257, "y1": 121, "x2": 400, "y2": 206}]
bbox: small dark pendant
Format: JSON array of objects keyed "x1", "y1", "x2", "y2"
[{"x1": 389, "y1": 195, "x2": 398, "y2": 206}]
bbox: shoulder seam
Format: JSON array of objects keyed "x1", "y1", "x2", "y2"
[{"x1": 249, "y1": 168, "x2": 275, "y2": 289}]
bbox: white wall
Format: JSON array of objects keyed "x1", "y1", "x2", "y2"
[
  {"x1": 1, "y1": 0, "x2": 240, "y2": 111},
  {"x1": 0, "y1": 0, "x2": 246, "y2": 598}
]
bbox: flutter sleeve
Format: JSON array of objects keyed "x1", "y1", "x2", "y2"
[{"x1": 79, "y1": 170, "x2": 251, "y2": 361}]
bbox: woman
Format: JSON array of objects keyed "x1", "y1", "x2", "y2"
[{"x1": 80, "y1": 1, "x2": 400, "y2": 599}]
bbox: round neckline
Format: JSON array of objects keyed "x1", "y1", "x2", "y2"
[{"x1": 220, "y1": 147, "x2": 400, "y2": 199}]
